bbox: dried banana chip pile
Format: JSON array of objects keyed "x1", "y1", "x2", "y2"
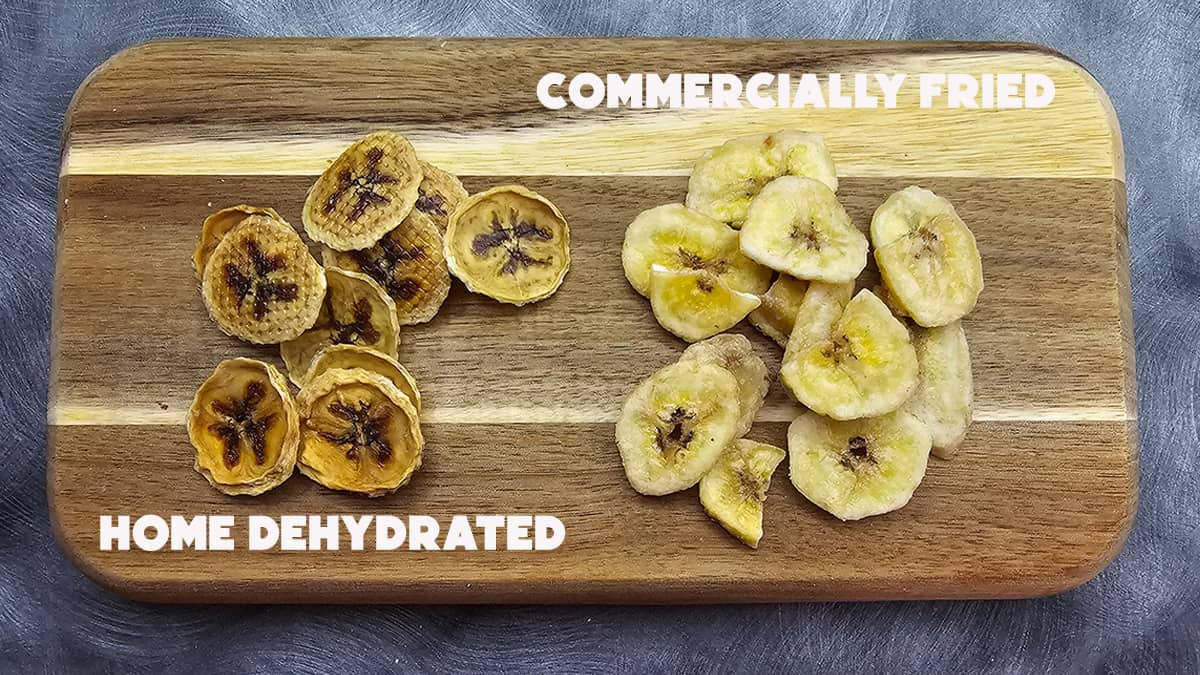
[
  {"x1": 185, "y1": 130, "x2": 571, "y2": 498},
  {"x1": 618, "y1": 130, "x2": 984, "y2": 547}
]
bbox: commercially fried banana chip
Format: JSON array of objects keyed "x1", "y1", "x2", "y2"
[
  {"x1": 280, "y1": 268, "x2": 400, "y2": 386},
  {"x1": 788, "y1": 410, "x2": 931, "y2": 521},
  {"x1": 622, "y1": 203, "x2": 771, "y2": 297},
  {"x1": 686, "y1": 131, "x2": 838, "y2": 228},
  {"x1": 193, "y1": 204, "x2": 285, "y2": 281},
  {"x1": 302, "y1": 131, "x2": 424, "y2": 251},
  {"x1": 616, "y1": 360, "x2": 742, "y2": 496},
  {"x1": 649, "y1": 266, "x2": 761, "y2": 343},
  {"x1": 201, "y1": 215, "x2": 327, "y2": 344},
  {"x1": 323, "y1": 214, "x2": 451, "y2": 325},
  {"x1": 700, "y1": 439, "x2": 786, "y2": 548},
  {"x1": 188, "y1": 358, "x2": 299, "y2": 496},
  {"x1": 739, "y1": 176, "x2": 867, "y2": 282},
  {"x1": 748, "y1": 275, "x2": 809, "y2": 346},
  {"x1": 679, "y1": 333, "x2": 770, "y2": 437},
  {"x1": 444, "y1": 185, "x2": 571, "y2": 305},
  {"x1": 297, "y1": 368, "x2": 423, "y2": 497},
  {"x1": 781, "y1": 288, "x2": 918, "y2": 420},
  {"x1": 411, "y1": 161, "x2": 468, "y2": 232},
  {"x1": 303, "y1": 344, "x2": 422, "y2": 413},
  {"x1": 871, "y1": 186, "x2": 983, "y2": 327},
  {"x1": 905, "y1": 321, "x2": 973, "y2": 459}
]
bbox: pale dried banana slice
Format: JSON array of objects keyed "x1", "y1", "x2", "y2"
[
  {"x1": 616, "y1": 360, "x2": 742, "y2": 496},
  {"x1": 193, "y1": 204, "x2": 284, "y2": 281},
  {"x1": 686, "y1": 131, "x2": 838, "y2": 228},
  {"x1": 323, "y1": 214, "x2": 451, "y2": 325},
  {"x1": 649, "y1": 266, "x2": 761, "y2": 343},
  {"x1": 302, "y1": 131, "x2": 424, "y2": 251},
  {"x1": 622, "y1": 203, "x2": 771, "y2": 297},
  {"x1": 788, "y1": 410, "x2": 931, "y2": 521},
  {"x1": 700, "y1": 439, "x2": 786, "y2": 548},
  {"x1": 871, "y1": 186, "x2": 983, "y2": 327},
  {"x1": 303, "y1": 344, "x2": 422, "y2": 413},
  {"x1": 680, "y1": 333, "x2": 769, "y2": 437},
  {"x1": 781, "y1": 288, "x2": 918, "y2": 420},
  {"x1": 748, "y1": 275, "x2": 809, "y2": 347},
  {"x1": 280, "y1": 267, "x2": 400, "y2": 386},
  {"x1": 297, "y1": 368, "x2": 423, "y2": 497},
  {"x1": 444, "y1": 185, "x2": 570, "y2": 305},
  {"x1": 411, "y1": 161, "x2": 468, "y2": 232},
  {"x1": 739, "y1": 177, "x2": 867, "y2": 282},
  {"x1": 187, "y1": 358, "x2": 299, "y2": 496},
  {"x1": 201, "y1": 215, "x2": 327, "y2": 344},
  {"x1": 905, "y1": 321, "x2": 973, "y2": 459}
]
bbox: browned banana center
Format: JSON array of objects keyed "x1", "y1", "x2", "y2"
[
  {"x1": 330, "y1": 297, "x2": 380, "y2": 345},
  {"x1": 839, "y1": 435, "x2": 875, "y2": 471},
  {"x1": 822, "y1": 333, "x2": 856, "y2": 363},
  {"x1": 736, "y1": 464, "x2": 767, "y2": 502},
  {"x1": 654, "y1": 406, "x2": 695, "y2": 461},
  {"x1": 323, "y1": 147, "x2": 399, "y2": 222},
  {"x1": 677, "y1": 248, "x2": 729, "y2": 274},
  {"x1": 350, "y1": 237, "x2": 427, "y2": 300},
  {"x1": 471, "y1": 213, "x2": 554, "y2": 275},
  {"x1": 912, "y1": 220, "x2": 945, "y2": 258},
  {"x1": 317, "y1": 399, "x2": 393, "y2": 465},
  {"x1": 790, "y1": 221, "x2": 821, "y2": 250},
  {"x1": 223, "y1": 238, "x2": 299, "y2": 320},
  {"x1": 207, "y1": 380, "x2": 275, "y2": 469},
  {"x1": 414, "y1": 187, "x2": 447, "y2": 217}
]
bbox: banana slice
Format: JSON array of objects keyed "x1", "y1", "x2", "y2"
[
  {"x1": 444, "y1": 185, "x2": 570, "y2": 305},
  {"x1": 622, "y1": 203, "x2": 771, "y2": 297},
  {"x1": 739, "y1": 177, "x2": 867, "y2": 282},
  {"x1": 322, "y1": 214, "x2": 451, "y2": 325},
  {"x1": 871, "y1": 186, "x2": 983, "y2": 327},
  {"x1": 302, "y1": 131, "x2": 424, "y2": 251},
  {"x1": 781, "y1": 288, "x2": 918, "y2": 420},
  {"x1": 649, "y1": 266, "x2": 761, "y2": 343},
  {"x1": 303, "y1": 344, "x2": 422, "y2": 413},
  {"x1": 201, "y1": 215, "x2": 327, "y2": 344},
  {"x1": 906, "y1": 321, "x2": 973, "y2": 459},
  {"x1": 411, "y1": 161, "x2": 468, "y2": 232},
  {"x1": 686, "y1": 131, "x2": 838, "y2": 228},
  {"x1": 297, "y1": 368, "x2": 423, "y2": 497},
  {"x1": 679, "y1": 334, "x2": 769, "y2": 437},
  {"x1": 748, "y1": 275, "x2": 809, "y2": 346},
  {"x1": 616, "y1": 360, "x2": 742, "y2": 496},
  {"x1": 788, "y1": 410, "x2": 931, "y2": 521},
  {"x1": 699, "y1": 439, "x2": 786, "y2": 548},
  {"x1": 280, "y1": 268, "x2": 400, "y2": 386},
  {"x1": 193, "y1": 204, "x2": 284, "y2": 281},
  {"x1": 187, "y1": 358, "x2": 299, "y2": 496}
]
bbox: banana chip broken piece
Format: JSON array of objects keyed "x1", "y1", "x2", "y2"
[
  {"x1": 680, "y1": 334, "x2": 769, "y2": 438},
  {"x1": 700, "y1": 439, "x2": 786, "y2": 548},
  {"x1": 905, "y1": 321, "x2": 973, "y2": 459},
  {"x1": 444, "y1": 185, "x2": 570, "y2": 306},
  {"x1": 188, "y1": 358, "x2": 299, "y2": 496},
  {"x1": 648, "y1": 266, "x2": 760, "y2": 343},
  {"x1": 748, "y1": 275, "x2": 809, "y2": 346},
  {"x1": 297, "y1": 368, "x2": 423, "y2": 497}
]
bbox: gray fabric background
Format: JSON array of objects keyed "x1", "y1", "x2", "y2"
[{"x1": 1, "y1": 0, "x2": 1197, "y2": 672}]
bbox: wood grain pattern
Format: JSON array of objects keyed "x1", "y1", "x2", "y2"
[{"x1": 50, "y1": 39, "x2": 1135, "y2": 603}]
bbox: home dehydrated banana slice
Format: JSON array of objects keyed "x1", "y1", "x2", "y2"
[
  {"x1": 739, "y1": 177, "x2": 868, "y2": 282},
  {"x1": 871, "y1": 186, "x2": 983, "y2": 327},
  {"x1": 905, "y1": 321, "x2": 973, "y2": 459},
  {"x1": 297, "y1": 368, "x2": 424, "y2": 497},
  {"x1": 444, "y1": 185, "x2": 571, "y2": 305},
  {"x1": 700, "y1": 439, "x2": 786, "y2": 548},
  {"x1": 187, "y1": 358, "x2": 299, "y2": 496},
  {"x1": 302, "y1": 131, "x2": 424, "y2": 251},
  {"x1": 201, "y1": 215, "x2": 327, "y2": 344},
  {"x1": 323, "y1": 214, "x2": 451, "y2": 325},
  {"x1": 748, "y1": 275, "x2": 809, "y2": 346},
  {"x1": 686, "y1": 131, "x2": 838, "y2": 228},
  {"x1": 303, "y1": 344, "x2": 422, "y2": 413},
  {"x1": 193, "y1": 204, "x2": 284, "y2": 281},
  {"x1": 411, "y1": 161, "x2": 468, "y2": 232},
  {"x1": 648, "y1": 266, "x2": 761, "y2": 343},
  {"x1": 622, "y1": 203, "x2": 771, "y2": 297},
  {"x1": 616, "y1": 360, "x2": 742, "y2": 496},
  {"x1": 679, "y1": 333, "x2": 769, "y2": 438},
  {"x1": 788, "y1": 410, "x2": 931, "y2": 521},
  {"x1": 280, "y1": 267, "x2": 400, "y2": 386},
  {"x1": 781, "y1": 288, "x2": 918, "y2": 420}
]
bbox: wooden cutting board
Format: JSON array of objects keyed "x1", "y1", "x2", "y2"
[{"x1": 49, "y1": 38, "x2": 1136, "y2": 603}]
